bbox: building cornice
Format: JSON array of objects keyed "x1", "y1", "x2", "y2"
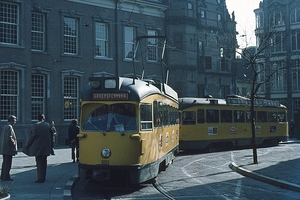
[
  {"x1": 66, "y1": 0, "x2": 167, "y2": 17},
  {"x1": 265, "y1": 0, "x2": 294, "y2": 8}
]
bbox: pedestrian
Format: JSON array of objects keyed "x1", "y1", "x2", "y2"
[
  {"x1": 289, "y1": 119, "x2": 295, "y2": 138},
  {"x1": 0, "y1": 115, "x2": 17, "y2": 181},
  {"x1": 50, "y1": 120, "x2": 57, "y2": 155},
  {"x1": 68, "y1": 119, "x2": 79, "y2": 163},
  {"x1": 25, "y1": 114, "x2": 51, "y2": 183}
]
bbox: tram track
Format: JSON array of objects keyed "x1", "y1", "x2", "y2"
[
  {"x1": 72, "y1": 176, "x2": 177, "y2": 199},
  {"x1": 152, "y1": 179, "x2": 176, "y2": 200}
]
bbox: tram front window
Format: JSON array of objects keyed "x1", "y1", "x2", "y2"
[{"x1": 82, "y1": 104, "x2": 137, "y2": 132}]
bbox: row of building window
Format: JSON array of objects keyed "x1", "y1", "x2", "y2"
[
  {"x1": 0, "y1": 2, "x2": 159, "y2": 62},
  {"x1": 256, "y1": 7, "x2": 300, "y2": 28},
  {"x1": 256, "y1": 30, "x2": 300, "y2": 52},
  {"x1": 255, "y1": 61, "x2": 300, "y2": 93},
  {"x1": 0, "y1": 69, "x2": 79, "y2": 121}
]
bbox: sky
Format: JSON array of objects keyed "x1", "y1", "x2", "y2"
[{"x1": 226, "y1": 0, "x2": 261, "y2": 48}]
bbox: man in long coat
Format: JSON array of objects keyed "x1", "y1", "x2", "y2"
[
  {"x1": 68, "y1": 119, "x2": 79, "y2": 162},
  {"x1": 0, "y1": 115, "x2": 17, "y2": 181},
  {"x1": 26, "y1": 114, "x2": 51, "y2": 183}
]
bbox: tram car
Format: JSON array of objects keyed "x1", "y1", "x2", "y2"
[
  {"x1": 179, "y1": 95, "x2": 288, "y2": 151},
  {"x1": 77, "y1": 76, "x2": 179, "y2": 184}
]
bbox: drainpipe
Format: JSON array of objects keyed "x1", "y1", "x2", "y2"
[{"x1": 115, "y1": 0, "x2": 119, "y2": 76}]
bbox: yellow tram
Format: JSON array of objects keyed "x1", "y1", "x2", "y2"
[
  {"x1": 78, "y1": 76, "x2": 179, "y2": 184},
  {"x1": 179, "y1": 95, "x2": 288, "y2": 151}
]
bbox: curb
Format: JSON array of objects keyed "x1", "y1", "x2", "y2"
[
  {"x1": 229, "y1": 162, "x2": 300, "y2": 193},
  {"x1": 63, "y1": 174, "x2": 79, "y2": 200}
]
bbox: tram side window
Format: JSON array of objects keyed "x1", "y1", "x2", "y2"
[
  {"x1": 140, "y1": 104, "x2": 152, "y2": 130},
  {"x1": 268, "y1": 111, "x2": 278, "y2": 122},
  {"x1": 206, "y1": 109, "x2": 219, "y2": 123},
  {"x1": 197, "y1": 109, "x2": 205, "y2": 123},
  {"x1": 170, "y1": 106, "x2": 179, "y2": 125},
  {"x1": 246, "y1": 111, "x2": 256, "y2": 123},
  {"x1": 278, "y1": 112, "x2": 286, "y2": 122},
  {"x1": 163, "y1": 105, "x2": 169, "y2": 125},
  {"x1": 257, "y1": 111, "x2": 267, "y2": 123},
  {"x1": 221, "y1": 110, "x2": 232, "y2": 123},
  {"x1": 234, "y1": 110, "x2": 245, "y2": 123},
  {"x1": 154, "y1": 101, "x2": 159, "y2": 127},
  {"x1": 182, "y1": 111, "x2": 196, "y2": 125}
]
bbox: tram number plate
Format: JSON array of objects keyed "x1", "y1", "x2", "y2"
[{"x1": 102, "y1": 160, "x2": 109, "y2": 164}]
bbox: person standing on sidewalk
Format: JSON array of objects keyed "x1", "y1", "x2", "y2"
[
  {"x1": 0, "y1": 115, "x2": 17, "y2": 181},
  {"x1": 26, "y1": 114, "x2": 51, "y2": 183},
  {"x1": 50, "y1": 120, "x2": 57, "y2": 155},
  {"x1": 68, "y1": 119, "x2": 79, "y2": 163}
]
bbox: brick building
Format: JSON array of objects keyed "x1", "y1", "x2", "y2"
[
  {"x1": 254, "y1": 0, "x2": 300, "y2": 121},
  {"x1": 165, "y1": 0, "x2": 237, "y2": 97},
  {"x1": 0, "y1": 0, "x2": 237, "y2": 146}
]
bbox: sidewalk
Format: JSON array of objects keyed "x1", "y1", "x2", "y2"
[
  {"x1": 0, "y1": 147, "x2": 78, "y2": 200},
  {"x1": 1, "y1": 140, "x2": 300, "y2": 200},
  {"x1": 230, "y1": 139, "x2": 300, "y2": 193}
]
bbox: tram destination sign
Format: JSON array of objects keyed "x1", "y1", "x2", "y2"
[{"x1": 92, "y1": 93, "x2": 128, "y2": 100}]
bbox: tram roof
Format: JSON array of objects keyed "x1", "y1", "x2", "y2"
[
  {"x1": 179, "y1": 97, "x2": 226, "y2": 110},
  {"x1": 179, "y1": 96, "x2": 286, "y2": 110},
  {"x1": 81, "y1": 76, "x2": 178, "y2": 102}
]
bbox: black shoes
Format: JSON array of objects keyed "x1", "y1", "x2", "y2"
[
  {"x1": 35, "y1": 179, "x2": 45, "y2": 183},
  {"x1": 1, "y1": 178, "x2": 13, "y2": 181}
]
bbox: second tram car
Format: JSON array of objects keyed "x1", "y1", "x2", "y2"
[
  {"x1": 78, "y1": 76, "x2": 179, "y2": 184},
  {"x1": 179, "y1": 96, "x2": 288, "y2": 151}
]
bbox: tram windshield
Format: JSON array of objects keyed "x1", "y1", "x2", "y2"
[{"x1": 82, "y1": 103, "x2": 137, "y2": 133}]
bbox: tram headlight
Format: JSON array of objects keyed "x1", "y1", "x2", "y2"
[
  {"x1": 89, "y1": 77, "x2": 101, "y2": 88},
  {"x1": 101, "y1": 148, "x2": 111, "y2": 159},
  {"x1": 90, "y1": 81, "x2": 100, "y2": 88}
]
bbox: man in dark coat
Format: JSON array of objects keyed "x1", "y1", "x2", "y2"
[
  {"x1": 26, "y1": 114, "x2": 51, "y2": 183},
  {"x1": 0, "y1": 115, "x2": 17, "y2": 181},
  {"x1": 68, "y1": 119, "x2": 79, "y2": 162}
]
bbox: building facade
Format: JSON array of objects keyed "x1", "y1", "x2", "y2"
[
  {"x1": 0, "y1": 0, "x2": 168, "y2": 146},
  {"x1": 0, "y1": 0, "x2": 237, "y2": 146},
  {"x1": 165, "y1": 0, "x2": 237, "y2": 98},
  {"x1": 254, "y1": 0, "x2": 300, "y2": 121}
]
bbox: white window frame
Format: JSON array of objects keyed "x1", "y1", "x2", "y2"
[
  {"x1": 290, "y1": 7, "x2": 300, "y2": 24},
  {"x1": 270, "y1": 32, "x2": 284, "y2": 52},
  {"x1": 31, "y1": 74, "x2": 46, "y2": 120},
  {"x1": 292, "y1": 60, "x2": 300, "y2": 91},
  {"x1": 124, "y1": 26, "x2": 136, "y2": 60},
  {"x1": 292, "y1": 67, "x2": 300, "y2": 91},
  {"x1": 95, "y1": 22, "x2": 108, "y2": 57},
  {"x1": 269, "y1": 10, "x2": 284, "y2": 26},
  {"x1": 200, "y1": 10, "x2": 205, "y2": 19},
  {"x1": 257, "y1": 64, "x2": 265, "y2": 93},
  {"x1": 218, "y1": 14, "x2": 222, "y2": 21},
  {"x1": 147, "y1": 30, "x2": 158, "y2": 62},
  {"x1": 63, "y1": 17, "x2": 78, "y2": 55},
  {"x1": 31, "y1": 12, "x2": 45, "y2": 52},
  {"x1": 0, "y1": 70, "x2": 19, "y2": 121},
  {"x1": 255, "y1": 12, "x2": 264, "y2": 28},
  {"x1": 63, "y1": 76, "x2": 79, "y2": 120},
  {"x1": 0, "y1": 2, "x2": 19, "y2": 45},
  {"x1": 291, "y1": 30, "x2": 300, "y2": 51},
  {"x1": 270, "y1": 62, "x2": 287, "y2": 92}
]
